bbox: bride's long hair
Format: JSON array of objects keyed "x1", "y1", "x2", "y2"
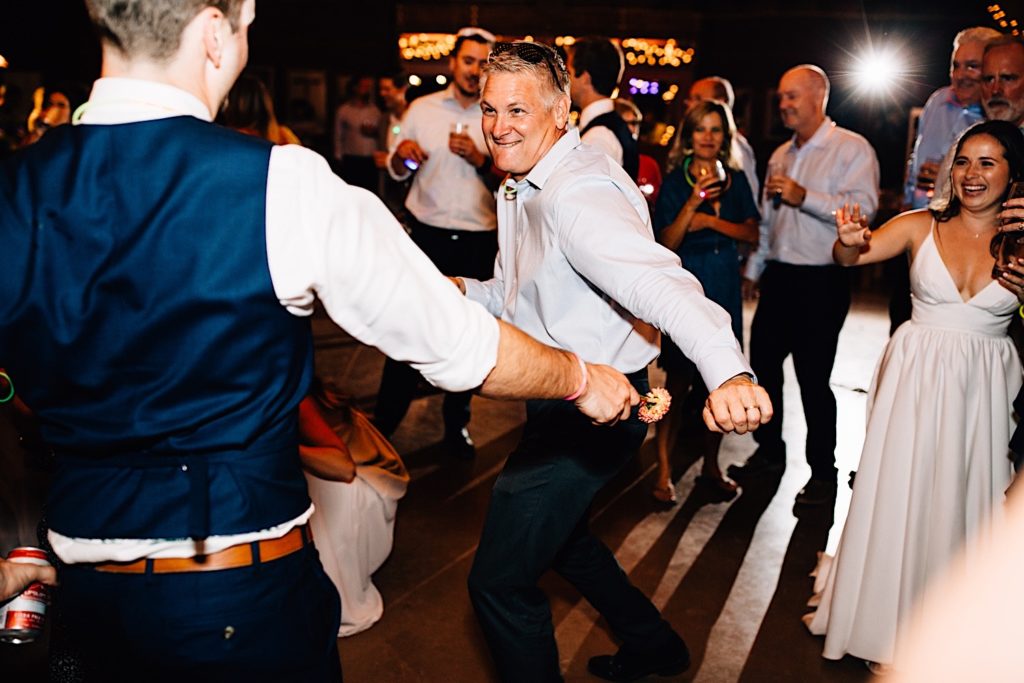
[{"x1": 930, "y1": 119, "x2": 1024, "y2": 222}]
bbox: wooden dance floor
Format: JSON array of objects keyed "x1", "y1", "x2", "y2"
[{"x1": 1, "y1": 292, "x2": 889, "y2": 682}]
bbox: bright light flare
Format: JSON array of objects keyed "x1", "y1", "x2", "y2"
[{"x1": 850, "y1": 48, "x2": 905, "y2": 95}]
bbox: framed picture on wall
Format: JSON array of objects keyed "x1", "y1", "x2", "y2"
[{"x1": 285, "y1": 69, "x2": 327, "y2": 137}]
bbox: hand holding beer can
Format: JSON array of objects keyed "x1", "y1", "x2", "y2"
[{"x1": 0, "y1": 547, "x2": 52, "y2": 644}]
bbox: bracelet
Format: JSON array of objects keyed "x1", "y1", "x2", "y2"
[
  {"x1": 1019, "y1": 303, "x2": 1024, "y2": 320},
  {"x1": 562, "y1": 353, "x2": 589, "y2": 401},
  {"x1": 0, "y1": 371, "x2": 13, "y2": 404}
]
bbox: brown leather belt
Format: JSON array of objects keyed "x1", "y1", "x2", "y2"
[{"x1": 92, "y1": 524, "x2": 312, "y2": 574}]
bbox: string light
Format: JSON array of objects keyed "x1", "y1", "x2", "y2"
[
  {"x1": 397, "y1": 33, "x2": 694, "y2": 68},
  {"x1": 988, "y1": 4, "x2": 1021, "y2": 35}
]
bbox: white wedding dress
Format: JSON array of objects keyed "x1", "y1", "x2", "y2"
[{"x1": 805, "y1": 225, "x2": 1021, "y2": 665}]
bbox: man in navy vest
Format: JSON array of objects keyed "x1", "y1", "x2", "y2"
[
  {"x1": 567, "y1": 36, "x2": 640, "y2": 181},
  {"x1": 0, "y1": 2, "x2": 641, "y2": 680}
]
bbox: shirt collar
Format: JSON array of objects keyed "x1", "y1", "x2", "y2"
[
  {"x1": 793, "y1": 117, "x2": 835, "y2": 150},
  {"x1": 578, "y1": 98, "x2": 614, "y2": 130},
  {"x1": 443, "y1": 84, "x2": 479, "y2": 111},
  {"x1": 77, "y1": 78, "x2": 213, "y2": 125},
  {"x1": 522, "y1": 127, "x2": 580, "y2": 190}
]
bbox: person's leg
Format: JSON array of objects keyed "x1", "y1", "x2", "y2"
[
  {"x1": 468, "y1": 376, "x2": 658, "y2": 682},
  {"x1": 61, "y1": 544, "x2": 341, "y2": 683},
  {"x1": 730, "y1": 263, "x2": 791, "y2": 478},
  {"x1": 653, "y1": 350, "x2": 697, "y2": 502},
  {"x1": 372, "y1": 357, "x2": 420, "y2": 438},
  {"x1": 791, "y1": 266, "x2": 850, "y2": 497}
]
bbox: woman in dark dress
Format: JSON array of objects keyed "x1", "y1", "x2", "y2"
[{"x1": 652, "y1": 100, "x2": 760, "y2": 503}]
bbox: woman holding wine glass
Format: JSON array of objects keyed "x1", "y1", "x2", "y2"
[
  {"x1": 651, "y1": 100, "x2": 760, "y2": 503},
  {"x1": 804, "y1": 120, "x2": 1024, "y2": 673}
]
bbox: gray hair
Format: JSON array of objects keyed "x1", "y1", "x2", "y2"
[
  {"x1": 482, "y1": 41, "x2": 570, "y2": 108},
  {"x1": 953, "y1": 26, "x2": 1001, "y2": 53}
]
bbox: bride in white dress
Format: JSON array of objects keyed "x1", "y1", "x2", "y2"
[{"x1": 804, "y1": 120, "x2": 1024, "y2": 670}]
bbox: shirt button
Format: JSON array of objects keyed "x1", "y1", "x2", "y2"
[
  {"x1": 451, "y1": 234, "x2": 459, "y2": 240},
  {"x1": 181, "y1": 464, "x2": 188, "y2": 472}
]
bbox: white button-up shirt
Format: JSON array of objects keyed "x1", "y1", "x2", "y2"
[
  {"x1": 463, "y1": 128, "x2": 751, "y2": 391},
  {"x1": 49, "y1": 78, "x2": 500, "y2": 562},
  {"x1": 745, "y1": 118, "x2": 879, "y2": 280},
  {"x1": 387, "y1": 85, "x2": 496, "y2": 232},
  {"x1": 578, "y1": 98, "x2": 624, "y2": 165}
]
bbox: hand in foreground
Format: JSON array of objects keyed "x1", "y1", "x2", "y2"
[
  {"x1": 764, "y1": 173, "x2": 806, "y2": 207},
  {"x1": 997, "y1": 257, "x2": 1024, "y2": 303},
  {"x1": 998, "y1": 197, "x2": 1024, "y2": 231},
  {"x1": 702, "y1": 374, "x2": 773, "y2": 434},
  {"x1": 835, "y1": 203, "x2": 871, "y2": 247},
  {"x1": 575, "y1": 363, "x2": 640, "y2": 426},
  {"x1": 692, "y1": 172, "x2": 724, "y2": 204},
  {"x1": 395, "y1": 139, "x2": 428, "y2": 167},
  {"x1": 0, "y1": 556, "x2": 57, "y2": 602}
]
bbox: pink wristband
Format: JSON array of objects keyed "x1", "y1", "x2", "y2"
[{"x1": 563, "y1": 353, "x2": 589, "y2": 401}]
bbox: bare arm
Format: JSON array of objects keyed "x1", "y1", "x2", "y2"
[
  {"x1": 480, "y1": 320, "x2": 640, "y2": 425},
  {"x1": 693, "y1": 214, "x2": 759, "y2": 244},
  {"x1": 833, "y1": 204, "x2": 923, "y2": 267}
]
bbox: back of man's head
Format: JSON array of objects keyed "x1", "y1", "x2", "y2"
[
  {"x1": 85, "y1": 0, "x2": 247, "y2": 61},
  {"x1": 691, "y1": 76, "x2": 735, "y2": 110},
  {"x1": 571, "y1": 37, "x2": 624, "y2": 98}
]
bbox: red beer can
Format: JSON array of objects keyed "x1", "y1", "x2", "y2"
[{"x1": 0, "y1": 547, "x2": 51, "y2": 644}]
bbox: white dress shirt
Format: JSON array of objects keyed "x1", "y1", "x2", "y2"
[
  {"x1": 745, "y1": 118, "x2": 879, "y2": 280},
  {"x1": 578, "y1": 98, "x2": 624, "y2": 165},
  {"x1": 332, "y1": 99, "x2": 382, "y2": 161},
  {"x1": 387, "y1": 85, "x2": 496, "y2": 232},
  {"x1": 463, "y1": 128, "x2": 751, "y2": 392},
  {"x1": 734, "y1": 131, "x2": 760, "y2": 202},
  {"x1": 49, "y1": 78, "x2": 500, "y2": 562}
]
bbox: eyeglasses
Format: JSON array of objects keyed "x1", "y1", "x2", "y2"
[{"x1": 490, "y1": 41, "x2": 564, "y2": 90}]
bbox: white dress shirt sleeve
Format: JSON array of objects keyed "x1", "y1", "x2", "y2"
[
  {"x1": 552, "y1": 174, "x2": 751, "y2": 390},
  {"x1": 800, "y1": 137, "x2": 880, "y2": 224},
  {"x1": 265, "y1": 144, "x2": 499, "y2": 391},
  {"x1": 581, "y1": 126, "x2": 624, "y2": 166},
  {"x1": 463, "y1": 255, "x2": 505, "y2": 317}
]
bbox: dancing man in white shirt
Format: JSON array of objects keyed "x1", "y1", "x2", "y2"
[{"x1": 452, "y1": 41, "x2": 772, "y2": 683}]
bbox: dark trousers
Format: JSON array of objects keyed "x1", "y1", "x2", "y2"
[
  {"x1": 468, "y1": 371, "x2": 678, "y2": 682},
  {"x1": 59, "y1": 543, "x2": 341, "y2": 683},
  {"x1": 749, "y1": 261, "x2": 850, "y2": 480},
  {"x1": 374, "y1": 220, "x2": 498, "y2": 437}
]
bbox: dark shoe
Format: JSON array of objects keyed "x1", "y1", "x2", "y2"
[
  {"x1": 795, "y1": 477, "x2": 838, "y2": 506},
  {"x1": 587, "y1": 635, "x2": 690, "y2": 682},
  {"x1": 726, "y1": 449, "x2": 785, "y2": 480},
  {"x1": 443, "y1": 427, "x2": 476, "y2": 460},
  {"x1": 694, "y1": 473, "x2": 739, "y2": 502}
]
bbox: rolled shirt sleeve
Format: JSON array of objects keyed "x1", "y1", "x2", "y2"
[{"x1": 265, "y1": 144, "x2": 499, "y2": 392}]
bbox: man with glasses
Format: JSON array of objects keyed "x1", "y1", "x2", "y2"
[
  {"x1": 451, "y1": 40, "x2": 772, "y2": 682},
  {"x1": 376, "y1": 26, "x2": 500, "y2": 459}
]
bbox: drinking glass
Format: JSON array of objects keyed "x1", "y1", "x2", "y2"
[{"x1": 991, "y1": 180, "x2": 1024, "y2": 278}]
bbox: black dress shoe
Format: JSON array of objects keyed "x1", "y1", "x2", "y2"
[
  {"x1": 726, "y1": 448, "x2": 785, "y2": 480},
  {"x1": 587, "y1": 636, "x2": 690, "y2": 682},
  {"x1": 795, "y1": 477, "x2": 837, "y2": 506},
  {"x1": 443, "y1": 427, "x2": 476, "y2": 460}
]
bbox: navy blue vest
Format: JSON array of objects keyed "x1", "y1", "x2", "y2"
[
  {"x1": 581, "y1": 110, "x2": 640, "y2": 182},
  {"x1": 0, "y1": 117, "x2": 313, "y2": 540}
]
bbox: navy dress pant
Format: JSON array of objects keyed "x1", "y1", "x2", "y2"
[
  {"x1": 468, "y1": 371, "x2": 680, "y2": 682},
  {"x1": 59, "y1": 543, "x2": 341, "y2": 682},
  {"x1": 749, "y1": 261, "x2": 851, "y2": 480}
]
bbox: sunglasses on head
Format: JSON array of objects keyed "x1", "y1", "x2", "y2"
[{"x1": 491, "y1": 41, "x2": 564, "y2": 89}]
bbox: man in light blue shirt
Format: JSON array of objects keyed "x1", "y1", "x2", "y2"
[
  {"x1": 452, "y1": 40, "x2": 772, "y2": 683},
  {"x1": 904, "y1": 27, "x2": 999, "y2": 210}
]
